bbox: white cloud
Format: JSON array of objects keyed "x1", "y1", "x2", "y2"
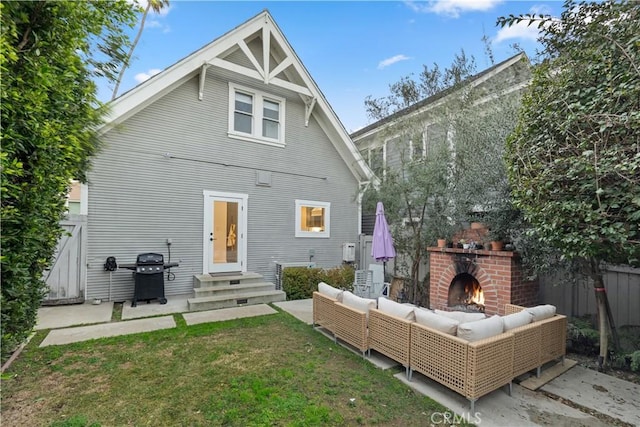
[
  {"x1": 378, "y1": 54, "x2": 411, "y2": 69},
  {"x1": 134, "y1": 68, "x2": 162, "y2": 83},
  {"x1": 493, "y1": 5, "x2": 559, "y2": 44},
  {"x1": 530, "y1": 4, "x2": 553, "y2": 15},
  {"x1": 494, "y1": 20, "x2": 541, "y2": 43},
  {"x1": 146, "y1": 19, "x2": 171, "y2": 33},
  {"x1": 405, "y1": 0, "x2": 503, "y2": 18},
  {"x1": 146, "y1": 20, "x2": 162, "y2": 28}
]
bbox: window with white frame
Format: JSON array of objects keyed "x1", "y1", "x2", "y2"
[
  {"x1": 228, "y1": 83, "x2": 285, "y2": 146},
  {"x1": 295, "y1": 200, "x2": 330, "y2": 238}
]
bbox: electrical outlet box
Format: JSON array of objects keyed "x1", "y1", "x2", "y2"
[
  {"x1": 342, "y1": 242, "x2": 355, "y2": 262},
  {"x1": 166, "y1": 238, "x2": 172, "y2": 245},
  {"x1": 308, "y1": 248, "x2": 315, "y2": 257}
]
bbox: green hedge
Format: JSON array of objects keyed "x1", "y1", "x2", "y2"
[{"x1": 282, "y1": 266, "x2": 355, "y2": 300}]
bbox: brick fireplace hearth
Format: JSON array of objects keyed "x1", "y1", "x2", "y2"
[{"x1": 428, "y1": 247, "x2": 539, "y2": 316}]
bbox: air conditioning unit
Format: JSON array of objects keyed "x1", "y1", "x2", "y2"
[
  {"x1": 274, "y1": 261, "x2": 316, "y2": 290},
  {"x1": 342, "y1": 242, "x2": 356, "y2": 262}
]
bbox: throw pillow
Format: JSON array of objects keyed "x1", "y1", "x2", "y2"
[
  {"x1": 341, "y1": 291, "x2": 377, "y2": 315},
  {"x1": 377, "y1": 297, "x2": 415, "y2": 321},
  {"x1": 457, "y1": 315, "x2": 505, "y2": 342},
  {"x1": 502, "y1": 310, "x2": 534, "y2": 331},
  {"x1": 414, "y1": 308, "x2": 459, "y2": 335},
  {"x1": 526, "y1": 304, "x2": 557, "y2": 322},
  {"x1": 318, "y1": 282, "x2": 343, "y2": 302},
  {"x1": 435, "y1": 309, "x2": 486, "y2": 323}
]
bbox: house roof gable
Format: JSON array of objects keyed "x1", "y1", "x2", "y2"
[
  {"x1": 350, "y1": 52, "x2": 530, "y2": 140},
  {"x1": 100, "y1": 9, "x2": 375, "y2": 185}
]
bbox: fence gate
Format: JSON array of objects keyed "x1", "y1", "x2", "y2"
[{"x1": 42, "y1": 215, "x2": 87, "y2": 304}]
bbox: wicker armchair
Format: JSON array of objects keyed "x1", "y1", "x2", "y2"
[
  {"x1": 368, "y1": 308, "x2": 412, "y2": 377},
  {"x1": 312, "y1": 291, "x2": 338, "y2": 334},
  {"x1": 505, "y1": 303, "x2": 567, "y2": 377},
  {"x1": 409, "y1": 322, "x2": 514, "y2": 413},
  {"x1": 332, "y1": 301, "x2": 369, "y2": 356}
]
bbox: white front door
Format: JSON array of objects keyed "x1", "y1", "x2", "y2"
[{"x1": 203, "y1": 191, "x2": 247, "y2": 274}]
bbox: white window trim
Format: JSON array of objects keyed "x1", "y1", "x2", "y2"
[
  {"x1": 295, "y1": 199, "x2": 330, "y2": 238},
  {"x1": 228, "y1": 82, "x2": 286, "y2": 147}
]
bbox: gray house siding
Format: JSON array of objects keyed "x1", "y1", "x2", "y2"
[{"x1": 87, "y1": 69, "x2": 361, "y2": 301}]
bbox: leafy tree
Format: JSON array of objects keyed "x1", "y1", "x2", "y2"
[
  {"x1": 362, "y1": 50, "x2": 529, "y2": 304},
  {"x1": 112, "y1": 0, "x2": 170, "y2": 100},
  {"x1": 499, "y1": 0, "x2": 640, "y2": 369},
  {"x1": 1, "y1": 0, "x2": 136, "y2": 361}
]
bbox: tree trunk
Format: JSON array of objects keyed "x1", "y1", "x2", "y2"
[
  {"x1": 590, "y1": 257, "x2": 609, "y2": 371},
  {"x1": 111, "y1": 3, "x2": 151, "y2": 100},
  {"x1": 410, "y1": 254, "x2": 421, "y2": 305}
]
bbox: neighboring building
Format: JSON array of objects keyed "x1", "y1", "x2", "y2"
[
  {"x1": 350, "y1": 53, "x2": 532, "y2": 285},
  {"x1": 351, "y1": 52, "x2": 531, "y2": 178},
  {"x1": 53, "y1": 10, "x2": 375, "y2": 303}
]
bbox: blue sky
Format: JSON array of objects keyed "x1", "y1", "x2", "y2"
[{"x1": 102, "y1": 0, "x2": 562, "y2": 132}]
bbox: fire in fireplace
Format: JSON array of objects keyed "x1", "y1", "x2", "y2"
[{"x1": 448, "y1": 273, "x2": 485, "y2": 312}]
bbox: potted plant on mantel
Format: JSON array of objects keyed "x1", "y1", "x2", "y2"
[{"x1": 484, "y1": 206, "x2": 520, "y2": 251}]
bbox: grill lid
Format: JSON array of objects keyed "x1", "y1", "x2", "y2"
[{"x1": 136, "y1": 253, "x2": 164, "y2": 265}]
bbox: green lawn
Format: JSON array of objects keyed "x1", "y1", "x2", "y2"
[{"x1": 1, "y1": 307, "x2": 470, "y2": 426}]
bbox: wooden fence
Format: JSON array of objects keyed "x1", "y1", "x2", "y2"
[{"x1": 539, "y1": 264, "x2": 640, "y2": 327}]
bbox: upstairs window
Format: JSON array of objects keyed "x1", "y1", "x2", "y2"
[
  {"x1": 229, "y1": 83, "x2": 285, "y2": 146},
  {"x1": 234, "y1": 92, "x2": 253, "y2": 134},
  {"x1": 369, "y1": 146, "x2": 384, "y2": 177},
  {"x1": 411, "y1": 132, "x2": 425, "y2": 160},
  {"x1": 262, "y1": 99, "x2": 280, "y2": 139}
]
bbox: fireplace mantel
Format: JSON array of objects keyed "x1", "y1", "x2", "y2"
[{"x1": 427, "y1": 247, "x2": 518, "y2": 258}]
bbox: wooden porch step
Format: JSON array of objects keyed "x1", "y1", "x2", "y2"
[
  {"x1": 193, "y1": 272, "x2": 264, "y2": 288},
  {"x1": 187, "y1": 290, "x2": 286, "y2": 312},
  {"x1": 193, "y1": 281, "x2": 276, "y2": 298}
]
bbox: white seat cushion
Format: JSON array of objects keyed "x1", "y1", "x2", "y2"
[
  {"x1": 457, "y1": 315, "x2": 505, "y2": 342},
  {"x1": 317, "y1": 282, "x2": 343, "y2": 302},
  {"x1": 377, "y1": 297, "x2": 415, "y2": 321},
  {"x1": 341, "y1": 291, "x2": 377, "y2": 315},
  {"x1": 502, "y1": 310, "x2": 534, "y2": 331},
  {"x1": 435, "y1": 309, "x2": 486, "y2": 323},
  {"x1": 414, "y1": 308, "x2": 459, "y2": 335},
  {"x1": 526, "y1": 304, "x2": 557, "y2": 322}
]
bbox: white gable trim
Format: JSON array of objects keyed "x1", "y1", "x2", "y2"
[{"x1": 99, "y1": 10, "x2": 375, "y2": 185}]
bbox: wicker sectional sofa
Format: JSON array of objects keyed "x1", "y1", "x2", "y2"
[{"x1": 312, "y1": 282, "x2": 567, "y2": 412}]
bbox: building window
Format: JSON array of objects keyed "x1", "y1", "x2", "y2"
[
  {"x1": 65, "y1": 180, "x2": 88, "y2": 215},
  {"x1": 295, "y1": 200, "x2": 330, "y2": 238},
  {"x1": 411, "y1": 132, "x2": 425, "y2": 160},
  {"x1": 229, "y1": 83, "x2": 285, "y2": 146},
  {"x1": 262, "y1": 99, "x2": 280, "y2": 139},
  {"x1": 234, "y1": 92, "x2": 253, "y2": 134},
  {"x1": 369, "y1": 146, "x2": 384, "y2": 177}
]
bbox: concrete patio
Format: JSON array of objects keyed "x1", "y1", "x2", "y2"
[{"x1": 33, "y1": 297, "x2": 639, "y2": 426}]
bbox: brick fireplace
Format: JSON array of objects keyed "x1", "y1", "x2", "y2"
[{"x1": 428, "y1": 247, "x2": 539, "y2": 316}]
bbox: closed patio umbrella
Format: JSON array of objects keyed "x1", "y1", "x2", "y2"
[{"x1": 371, "y1": 202, "x2": 396, "y2": 280}]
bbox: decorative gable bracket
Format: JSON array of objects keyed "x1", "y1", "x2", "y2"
[
  {"x1": 303, "y1": 96, "x2": 317, "y2": 127},
  {"x1": 199, "y1": 63, "x2": 211, "y2": 101}
]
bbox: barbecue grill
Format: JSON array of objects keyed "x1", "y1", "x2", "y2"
[{"x1": 119, "y1": 253, "x2": 178, "y2": 307}]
